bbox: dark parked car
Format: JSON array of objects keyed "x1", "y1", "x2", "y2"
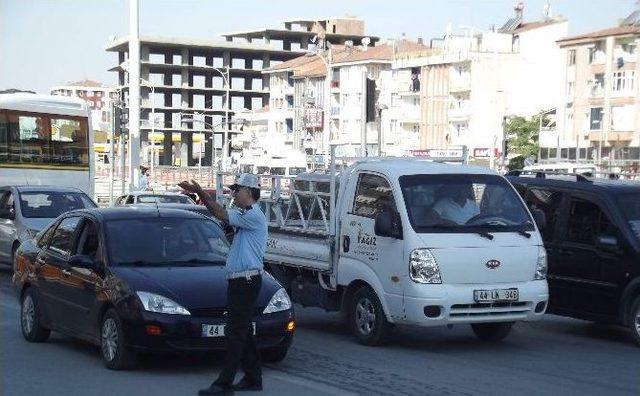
[
  {"x1": 507, "y1": 172, "x2": 640, "y2": 345},
  {"x1": 13, "y1": 207, "x2": 295, "y2": 369}
]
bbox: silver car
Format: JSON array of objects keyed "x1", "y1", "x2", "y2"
[
  {"x1": 0, "y1": 186, "x2": 96, "y2": 270},
  {"x1": 113, "y1": 191, "x2": 195, "y2": 206}
]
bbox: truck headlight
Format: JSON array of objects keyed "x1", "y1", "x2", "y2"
[
  {"x1": 136, "y1": 291, "x2": 191, "y2": 315},
  {"x1": 535, "y1": 246, "x2": 547, "y2": 280},
  {"x1": 263, "y1": 288, "x2": 292, "y2": 314},
  {"x1": 409, "y1": 249, "x2": 442, "y2": 284}
]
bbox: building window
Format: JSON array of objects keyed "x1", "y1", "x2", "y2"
[
  {"x1": 568, "y1": 49, "x2": 576, "y2": 66},
  {"x1": 611, "y1": 71, "x2": 635, "y2": 94},
  {"x1": 590, "y1": 107, "x2": 603, "y2": 130},
  {"x1": 566, "y1": 81, "x2": 574, "y2": 96},
  {"x1": 611, "y1": 105, "x2": 635, "y2": 131}
]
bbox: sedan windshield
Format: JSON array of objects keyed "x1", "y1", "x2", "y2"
[
  {"x1": 617, "y1": 192, "x2": 640, "y2": 240},
  {"x1": 399, "y1": 174, "x2": 534, "y2": 233},
  {"x1": 105, "y1": 218, "x2": 229, "y2": 266},
  {"x1": 19, "y1": 191, "x2": 96, "y2": 218},
  {"x1": 137, "y1": 194, "x2": 193, "y2": 204}
]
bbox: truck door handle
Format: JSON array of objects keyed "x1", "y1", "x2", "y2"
[
  {"x1": 62, "y1": 269, "x2": 72, "y2": 276},
  {"x1": 343, "y1": 236, "x2": 350, "y2": 253}
]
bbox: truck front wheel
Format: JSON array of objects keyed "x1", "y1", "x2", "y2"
[
  {"x1": 349, "y1": 287, "x2": 393, "y2": 346},
  {"x1": 471, "y1": 322, "x2": 514, "y2": 342}
]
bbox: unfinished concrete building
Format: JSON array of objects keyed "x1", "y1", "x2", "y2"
[{"x1": 106, "y1": 17, "x2": 378, "y2": 168}]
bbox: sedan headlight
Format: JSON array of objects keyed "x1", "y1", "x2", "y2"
[
  {"x1": 263, "y1": 288, "x2": 292, "y2": 314},
  {"x1": 136, "y1": 291, "x2": 191, "y2": 315},
  {"x1": 535, "y1": 246, "x2": 547, "y2": 280},
  {"x1": 409, "y1": 248, "x2": 442, "y2": 284}
]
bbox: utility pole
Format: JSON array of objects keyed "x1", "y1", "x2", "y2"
[{"x1": 127, "y1": 0, "x2": 141, "y2": 191}]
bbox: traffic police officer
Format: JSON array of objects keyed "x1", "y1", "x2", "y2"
[{"x1": 179, "y1": 174, "x2": 267, "y2": 395}]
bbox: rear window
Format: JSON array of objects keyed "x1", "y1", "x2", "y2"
[{"x1": 137, "y1": 195, "x2": 193, "y2": 204}]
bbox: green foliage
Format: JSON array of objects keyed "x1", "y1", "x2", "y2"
[{"x1": 506, "y1": 116, "x2": 543, "y2": 170}]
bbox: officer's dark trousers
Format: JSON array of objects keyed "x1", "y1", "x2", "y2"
[{"x1": 215, "y1": 275, "x2": 262, "y2": 386}]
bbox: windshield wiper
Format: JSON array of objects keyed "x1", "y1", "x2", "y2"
[
  {"x1": 169, "y1": 258, "x2": 226, "y2": 266},
  {"x1": 428, "y1": 224, "x2": 494, "y2": 240}
]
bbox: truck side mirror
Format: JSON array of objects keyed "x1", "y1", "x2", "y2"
[
  {"x1": 596, "y1": 235, "x2": 618, "y2": 253},
  {"x1": 531, "y1": 209, "x2": 546, "y2": 230},
  {"x1": 0, "y1": 208, "x2": 15, "y2": 220},
  {"x1": 375, "y1": 211, "x2": 393, "y2": 237},
  {"x1": 375, "y1": 211, "x2": 402, "y2": 239}
]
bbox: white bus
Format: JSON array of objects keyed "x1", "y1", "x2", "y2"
[{"x1": 0, "y1": 94, "x2": 94, "y2": 196}]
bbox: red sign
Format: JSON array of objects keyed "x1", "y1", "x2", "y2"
[{"x1": 473, "y1": 148, "x2": 500, "y2": 158}]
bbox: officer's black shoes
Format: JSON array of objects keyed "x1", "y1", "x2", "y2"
[
  {"x1": 233, "y1": 376, "x2": 263, "y2": 392},
  {"x1": 198, "y1": 383, "x2": 234, "y2": 395}
]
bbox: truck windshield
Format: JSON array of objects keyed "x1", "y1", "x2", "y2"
[
  {"x1": 105, "y1": 218, "x2": 229, "y2": 267},
  {"x1": 399, "y1": 174, "x2": 534, "y2": 233},
  {"x1": 617, "y1": 193, "x2": 640, "y2": 240}
]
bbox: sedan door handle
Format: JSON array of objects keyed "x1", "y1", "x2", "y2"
[{"x1": 62, "y1": 269, "x2": 72, "y2": 276}]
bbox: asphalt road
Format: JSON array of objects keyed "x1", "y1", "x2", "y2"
[{"x1": 1, "y1": 267, "x2": 639, "y2": 396}]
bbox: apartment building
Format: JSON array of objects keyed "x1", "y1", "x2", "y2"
[
  {"x1": 106, "y1": 17, "x2": 377, "y2": 168},
  {"x1": 50, "y1": 79, "x2": 119, "y2": 134},
  {"x1": 393, "y1": 5, "x2": 568, "y2": 167},
  {"x1": 264, "y1": 39, "x2": 427, "y2": 164},
  {"x1": 547, "y1": 11, "x2": 640, "y2": 171}
]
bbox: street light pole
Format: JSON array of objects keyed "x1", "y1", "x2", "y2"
[{"x1": 127, "y1": 0, "x2": 141, "y2": 191}]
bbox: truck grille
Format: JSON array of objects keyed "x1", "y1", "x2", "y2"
[{"x1": 449, "y1": 301, "x2": 531, "y2": 319}]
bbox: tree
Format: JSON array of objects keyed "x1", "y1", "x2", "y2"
[{"x1": 505, "y1": 116, "x2": 543, "y2": 170}]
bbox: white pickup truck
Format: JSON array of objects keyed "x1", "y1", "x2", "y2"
[{"x1": 218, "y1": 157, "x2": 549, "y2": 345}]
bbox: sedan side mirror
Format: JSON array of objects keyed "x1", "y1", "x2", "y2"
[
  {"x1": 596, "y1": 235, "x2": 619, "y2": 253},
  {"x1": 0, "y1": 208, "x2": 15, "y2": 220},
  {"x1": 531, "y1": 209, "x2": 546, "y2": 230},
  {"x1": 69, "y1": 255, "x2": 99, "y2": 272}
]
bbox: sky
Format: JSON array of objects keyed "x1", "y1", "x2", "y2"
[{"x1": 1, "y1": 0, "x2": 638, "y2": 93}]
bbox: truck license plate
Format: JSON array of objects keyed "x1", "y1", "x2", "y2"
[
  {"x1": 202, "y1": 323, "x2": 256, "y2": 337},
  {"x1": 473, "y1": 288, "x2": 519, "y2": 302}
]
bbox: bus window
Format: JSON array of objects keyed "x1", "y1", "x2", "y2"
[
  {"x1": 5, "y1": 113, "x2": 50, "y2": 164},
  {"x1": 256, "y1": 166, "x2": 270, "y2": 174},
  {"x1": 50, "y1": 118, "x2": 89, "y2": 165},
  {"x1": 0, "y1": 111, "x2": 89, "y2": 167},
  {"x1": 271, "y1": 167, "x2": 286, "y2": 176},
  {"x1": 240, "y1": 165, "x2": 254, "y2": 174}
]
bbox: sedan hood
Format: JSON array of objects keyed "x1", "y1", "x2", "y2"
[{"x1": 109, "y1": 266, "x2": 281, "y2": 310}]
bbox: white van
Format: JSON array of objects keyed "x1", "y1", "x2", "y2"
[{"x1": 218, "y1": 157, "x2": 549, "y2": 345}]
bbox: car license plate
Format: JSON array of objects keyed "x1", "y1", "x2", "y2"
[
  {"x1": 473, "y1": 288, "x2": 519, "y2": 302},
  {"x1": 201, "y1": 323, "x2": 257, "y2": 337}
]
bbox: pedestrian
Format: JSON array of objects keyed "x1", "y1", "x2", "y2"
[
  {"x1": 138, "y1": 166, "x2": 150, "y2": 191},
  {"x1": 179, "y1": 174, "x2": 266, "y2": 395}
]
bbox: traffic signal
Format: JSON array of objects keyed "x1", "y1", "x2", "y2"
[{"x1": 112, "y1": 105, "x2": 128, "y2": 137}]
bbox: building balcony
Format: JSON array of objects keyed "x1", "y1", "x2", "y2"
[
  {"x1": 607, "y1": 131, "x2": 635, "y2": 142},
  {"x1": 590, "y1": 85, "x2": 604, "y2": 97},
  {"x1": 449, "y1": 77, "x2": 471, "y2": 92},
  {"x1": 448, "y1": 106, "x2": 471, "y2": 121}
]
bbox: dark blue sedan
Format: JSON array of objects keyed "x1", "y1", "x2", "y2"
[{"x1": 13, "y1": 206, "x2": 295, "y2": 369}]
